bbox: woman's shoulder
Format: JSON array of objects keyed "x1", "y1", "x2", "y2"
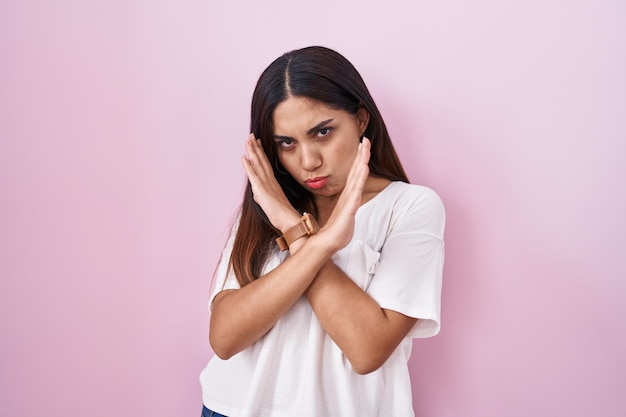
[
  {"x1": 374, "y1": 182, "x2": 445, "y2": 236},
  {"x1": 383, "y1": 181, "x2": 444, "y2": 209}
]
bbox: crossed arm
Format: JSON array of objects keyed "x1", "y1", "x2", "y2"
[{"x1": 209, "y1": 135, "x2": 416, "y2": 374}]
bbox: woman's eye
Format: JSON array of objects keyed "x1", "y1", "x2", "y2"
[
  {"x1": 317, "y1": 127, "x2": 332, "y2": 137},
  {"x1": 278, "y1": 139, "x2": 295, "y2": 149}
]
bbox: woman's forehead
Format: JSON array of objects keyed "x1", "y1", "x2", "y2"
[{"x1": 273, "y1": 97, "x2": 349, "y2": 134}]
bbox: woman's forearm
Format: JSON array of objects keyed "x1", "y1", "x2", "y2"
[
  {"x1": 209, "y1": 235, "x2": 332, "y2": 359},
  {"x1": 305, "y1": 263, "x2": 417, "y2": 374}
]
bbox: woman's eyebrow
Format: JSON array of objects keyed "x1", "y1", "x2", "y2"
[
  {"x1": 273, "y1": 118, "x2": 335, "y2": 141},
  {"x1": 307, "y1": 119, "x2": 333, "y2": 135}
]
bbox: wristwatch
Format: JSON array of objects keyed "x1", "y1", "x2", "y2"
[{"x1": 275, "y1": 212, "x2": 320, "y2": 251}]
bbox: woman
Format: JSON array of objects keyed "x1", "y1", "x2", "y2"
[{"x1": 200, "y1": 46, "x2": 445, "y2": 417}]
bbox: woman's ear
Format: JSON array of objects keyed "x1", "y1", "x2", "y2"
[{"x1": 356, "y1": 107, "x2": 370, "y2": 135}]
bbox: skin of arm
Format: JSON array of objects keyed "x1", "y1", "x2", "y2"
[
  {"x1": 209, "y1": 235, "x2": 333, "y2": 359},
  {"x1": 305, "y1": 262, "x2": 417, "y2": 374}
]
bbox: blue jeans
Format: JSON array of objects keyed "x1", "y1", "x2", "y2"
[{"x1": 201, "y1": 405, "x2": 227, "y2": 417}]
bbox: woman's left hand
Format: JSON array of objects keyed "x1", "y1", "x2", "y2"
[
  {"x1": 242, "y1": 133, "x2": 300, "y2": 232},
  {"x1": 313, "y1": 137, "x2": 371, "y2": 253}
]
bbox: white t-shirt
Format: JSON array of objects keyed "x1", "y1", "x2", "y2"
[{"x1": 200, "y1": 182, "x2": 445, "y2": 417}]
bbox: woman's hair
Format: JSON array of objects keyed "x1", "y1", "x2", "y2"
[{"x1": 230, "y1": 46, "x2": 409, "y2": 286}]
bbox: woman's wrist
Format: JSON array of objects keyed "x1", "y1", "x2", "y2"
[
  {"x1": 276, "y1": 212, "x2": 320, "y2": 251},
  {"x1": 290, "y1": 233, "x2": 336, "y2": 258},
  {"x1": 279, "y1": 214, "x2": 304, "y2": 234}
]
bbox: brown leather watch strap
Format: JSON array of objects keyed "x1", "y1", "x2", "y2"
[{"x1": 275, "y1": 212, "x2": 319, "y2": 251}]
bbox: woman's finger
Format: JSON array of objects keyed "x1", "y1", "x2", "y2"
[
  {"x1": 341, "y1": 138, "x2": 371, "y2": 206},
  {"x1": 245, "y1": 134, "x2": 274, "y2": 179},
  {"x1": 325, "y1": 137, "x2": 371, "y2": 225},
  {"x1": 242, "y1": 134, "x2": 300, "y2": 231}
]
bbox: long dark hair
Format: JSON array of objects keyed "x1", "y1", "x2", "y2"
[{"x1": 230, "y1": 46, "x2": 409, "y2": 286}]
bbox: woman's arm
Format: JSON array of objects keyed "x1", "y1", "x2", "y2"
[
  {"x1": 209, "y1": 236, "x2": 332, "y2": 359},
  {"x1": 306, "y1": 191, "x2": 445, "y2": 374},
  {"x1": 305, "y1": 263, "x2": 417, "y2": 374},
  {"x1": 209, "y1": 135, "x2": 371, "y2": 359}
]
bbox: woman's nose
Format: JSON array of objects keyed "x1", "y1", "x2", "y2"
[{"x1": 300, "y1": 144, "x2": 322, "y2": 171}]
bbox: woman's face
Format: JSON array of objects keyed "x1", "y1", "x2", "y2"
[{"x1": 272, "y1": 96, "x2": 369, "y2": 203}]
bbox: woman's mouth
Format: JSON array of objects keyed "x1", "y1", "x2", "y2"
[{"x1": 304, "y1": 176, "x2": 328, "y2": 190}]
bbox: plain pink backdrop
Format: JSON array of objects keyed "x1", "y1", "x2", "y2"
[{"x1": 1, "y1": 1, "x2": 625, "y2": 416}]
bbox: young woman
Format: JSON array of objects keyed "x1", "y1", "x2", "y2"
[{"x1": 200, "y1": 46, "x2": 445, "y2": 417}]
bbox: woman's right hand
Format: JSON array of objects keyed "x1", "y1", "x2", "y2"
[{"x1": 241, "y1": 133, "x2": 301, "y2": 232}]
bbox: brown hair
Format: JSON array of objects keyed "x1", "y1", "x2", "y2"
[{"x1": 230, "y1": 46, "x2": 409, "y2": 286}]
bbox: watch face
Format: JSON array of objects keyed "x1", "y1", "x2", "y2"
[{"x1": 302, "y1": 213, "x2": 319, "y2": 235}]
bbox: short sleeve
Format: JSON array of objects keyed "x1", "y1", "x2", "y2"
[
  {"x1": 208, "y1": 216, "x2": 242, "y2": 308},
  {"x1": 366, "y1": 188, "x2": 445, "y2": 338}
]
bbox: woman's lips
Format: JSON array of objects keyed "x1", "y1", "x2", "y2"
[{"x1": 304, "y1": 176, "x2": 328, "y2": 190}]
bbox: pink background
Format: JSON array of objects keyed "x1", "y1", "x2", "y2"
[{"x1": 2, "y1": 1, "x2": 625, "y2": 416}]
